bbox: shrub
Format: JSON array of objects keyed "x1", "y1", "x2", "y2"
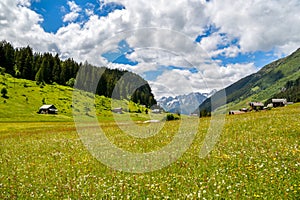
[
  {"x1": 1, "y1": 87, "x2": 7, "y2": 97},
  {"x1": 166, "y1": 113, "x2": 180, "y2": 121}
]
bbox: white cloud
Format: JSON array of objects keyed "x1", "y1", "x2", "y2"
[
  {"x1": 63, "y1": 1, "x2": 82, "y2": 23},
  {"x1": 147, "y1": 62, "x2": 257, "y2": 99},
  {"x1": 68, "y1": 1, "x2": 81, "y2": 12},
  {"x1": 0, "y1": 0, "x2": 55, "y2": 52},
  {"x1": 63, "y1": 12, "x2": 80, "y2": 23},
  {"x1": 204, "y1": 0, "x2": 300, "y2": 55},
  {"x1": 0, "y1": 0, "x2": 299, "y2": 99},
  {"x1": 17, "y1": 0, "x2": 31, "y2": 7}
]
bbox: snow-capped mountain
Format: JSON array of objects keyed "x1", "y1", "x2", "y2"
[
  {"x1": 202, "y1": 89, "x2": 218, "y2": 98},
  {"x1": 158, "y1": 92, "x2": 215, "y2": 115}
]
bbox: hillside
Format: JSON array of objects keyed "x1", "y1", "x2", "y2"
[
  {"x1": 0, "y1": 41, "x2": 156, "y2": 107},
  {"x1": 266, "y1": 77, "x2": 300, "y2": 104},
  {"x1": 0, "y1": 74, "x2": 149, "y2": 122},
  {"x1": 199, "y1": 48, "x2": 300, "y2": 113}
]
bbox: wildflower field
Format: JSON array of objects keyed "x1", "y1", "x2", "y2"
[{"x1": 0, "y1": 104, "x2": 299, "y2": 199}]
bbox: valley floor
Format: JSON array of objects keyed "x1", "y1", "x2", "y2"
[{"x1": 0, "y1": 104, "x2": 299, "y2": 199}]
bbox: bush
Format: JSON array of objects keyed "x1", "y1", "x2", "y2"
[
  {"x1": 66, "y1": 78, "x2": 75, "y2": 87},
  {"x1": 166, "y1": 113, "x2": 180, "y2": 121},
  {"x1": 1, "y1": 87, "x2": 7, "y2": 97}
]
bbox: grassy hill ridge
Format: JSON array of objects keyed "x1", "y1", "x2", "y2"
[{"x1": 0, "y1": 74, "x2": 149, "y2": 122}]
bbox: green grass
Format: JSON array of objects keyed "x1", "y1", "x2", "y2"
[
  {"x1": 0, "y1": 103, "x2": 299, "y2": 199},
  {"x1": 0, "y1": 74, "x2": 150, "y2": 122}
]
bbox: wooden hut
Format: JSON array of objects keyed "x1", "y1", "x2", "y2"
[
  {"x1": 229, "y1": 110, "x2": 246, "y2": 115},
  {"x1": 272, "y1": 99, "x2": 287, "y2": 107},
  {"x1": 249, "y1": 102, "x2": 264, "y2": 110},
  {"x1": 152, "y1": 109, "x2": 161, "y2": 114},
  {"x1": 38, "y1": 105, "x2": 58, "y2": 114},
  {"x1": 112, "y1": 107, "x2": 123, "y2": 114}
]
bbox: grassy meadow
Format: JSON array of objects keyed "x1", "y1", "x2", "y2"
[
  {"x1": 0, "y1": 74, "x2": 149, "y2": 122},
  {"x1": 1, "y1": 107, "x2": 299, "y2": 199},
  {"x1": 0, "y1": 74, "x2": 300, "y2": 199}
]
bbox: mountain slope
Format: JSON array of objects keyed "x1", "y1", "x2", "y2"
[
  {"x1": 266, "y1": 76, "x2": 300, "y2": 104},
  {"x1": 0, "y1": 74, "x2": 150, "y2": 122},
  {"x1": 199, "y1": 48, "x2": 300, "y2": 113},
  {"x1": 158, "y1": 92, "x2": 208, "y2": 115}
]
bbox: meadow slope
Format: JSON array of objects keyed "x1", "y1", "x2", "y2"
[
  {"x1": 0, "y1": 74, "x2": 149, "y2": 122},
  {"x1": 0, "y1": 102, "x2": 299, "y2": 199}
]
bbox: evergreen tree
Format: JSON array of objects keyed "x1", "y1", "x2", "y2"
[
  {"x1": 0, "y1": 41, "x2": 15, "y2": 74},
  {"x1": 52, "y1": 54, "x2": 61, "y2": 83},
  {"x1": 23, "y1": 47, "x2": 33, "y2": 79},
  {"x1": 35, "y1": 67, "x2": 44, "y2": 84}
]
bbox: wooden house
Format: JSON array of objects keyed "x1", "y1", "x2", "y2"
[
  {"x1": 152, "y1": 109, "x2": 161, "y2": 114},
  {"x1": 249, "y1": 102, "x2": 264, "y2": 110},
  {"x1": 229, "y1": 110, "x2": 246, "y2": 115},
  {"x1": 112, "y1": 107, "x2": 123, "y2": 114},
  {"x1": 38, "y1": 105, "x2": 58, "y2": 114},
  {"x1": 272, "y1": 99, "x2": 287, "y2": 107}
]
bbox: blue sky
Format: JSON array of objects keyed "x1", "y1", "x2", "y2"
[
  {"x1": 1, "y1": 0, "x2": 299, "y2": 98},
  {"x1": 30, "y1": 0, "x2": 124, "y2": 33},
  {"x1": 30, "y1": 0, "x2": 277, "y2": 69}
]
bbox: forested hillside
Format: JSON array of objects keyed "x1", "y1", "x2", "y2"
[
  {"x1": 266, "y1": 77, "x2": 300, "y2": 104},
  {"x1": 0, "y1": 41, "x2": 156, "y2": 107}
]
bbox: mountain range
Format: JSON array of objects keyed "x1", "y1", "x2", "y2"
[
  {"x1": 158, "y1": 90, "x2": 216, "y2": 115},
  {"x1": 198, "y1": 48, "x2": 300, "y2": 114}
]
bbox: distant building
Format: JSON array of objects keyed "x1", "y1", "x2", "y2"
[
  {"x1": 38, "y1": 105, "x2": 58, "y2": 114},
  {"x1": 112, "y1": 107, "x2": 123, "y2": 114},
  {"x1": 249, "y1": 102, "x2": 264, "y2": 110},
  {"x1": 229, "y1": 110, "x2": 246, "y2": 115},
  {"x1": 152, "y1": 109, "x2": 161, "y2": 114},
  {"x1": 240, "y1": 108, "x2": 248, "y2": 112},
  {"x1": 272, "y1": 99, "x2": 287, "y2": 107}
]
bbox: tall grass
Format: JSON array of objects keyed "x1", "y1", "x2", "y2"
[{"x1": 0, "y1": 104, "x2": 299, "y2": 199}]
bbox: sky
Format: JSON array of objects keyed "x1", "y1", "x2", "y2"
[{"x1": 0, "y1": 0, "x2": 300, "y2": 99}]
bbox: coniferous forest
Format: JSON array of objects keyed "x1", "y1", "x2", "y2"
[{"x1": 0, "y1": 41, "x2": 156, "y2": 107}]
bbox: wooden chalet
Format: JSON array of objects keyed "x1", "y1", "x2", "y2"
[
  {"x1": 112, "y1": 107, "x2": 123, "y2": 114},
  {"x1": 229, "y1": 110, "x2": 246, "y2": 115},
  {"x1": 249, "y1": 102, "x2": 264, "y2": 110},
  {"x1": 272, "y1": 99, "x2": 287, "y2": 107},
  {"x1": 38, "y1": 105, "x2": 58, "y2": 114},
  {"x1": 152, "y1": 109, "x2": 161, "y2": 114}
]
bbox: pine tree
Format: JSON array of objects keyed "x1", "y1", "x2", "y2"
[
  {"x1": 35, "y1": 66, "x2": 44, "y2": 84},
  {"x1": 52, "y1": 54, "x2": 61, "y2": 83}
]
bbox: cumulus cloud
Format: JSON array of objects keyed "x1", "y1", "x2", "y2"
[
  {"x1": 63, "y1": 1, "x2": 82, "y2": 23},
  {"x1": 204, "y1": 0, "x2": 300, "y2": 55},
  {"x1": 0, "y1": 0, "x2": 55, "y2": 52},
  {"x1": 17, "y1": 0, "x2": 31, "y2": 7},
  {"x1": 149, "y1": 62, "x2": 257, "y2": 99},
  {"x1": 0, "y1": 0, "x2": 299, "y2": 99}
]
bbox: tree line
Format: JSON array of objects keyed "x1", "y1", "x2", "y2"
[
  {"x1": 266, "y1": 77, "x2": 300, "y2": 104},
  {"x1": 0, "y1": 41, "x2": 156, "y2": 107}
]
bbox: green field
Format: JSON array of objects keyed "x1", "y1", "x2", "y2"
[
  {"x1": 0, "y1": 74, "x2": 151, "y2": 122},
  {"x1": 1, "y1": 97, "x2": 299, "y2": 199}
]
